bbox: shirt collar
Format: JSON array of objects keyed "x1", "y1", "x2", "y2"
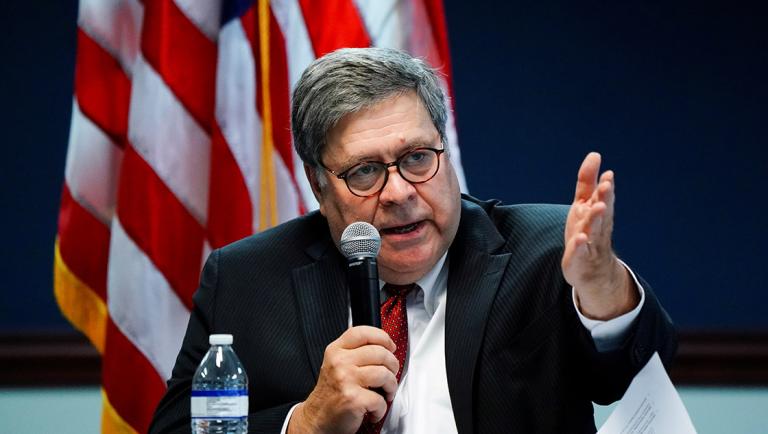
[{"x1": 380, "y1": 252, "x2": 449, "y2": 317}]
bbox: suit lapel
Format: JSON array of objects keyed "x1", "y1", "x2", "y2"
[
  {"x1": 292, "y1": 240, "x2": 349, "y2": 380},
  {"x1": 445, "y1": 199, "x2": 511, "y2": 434}
]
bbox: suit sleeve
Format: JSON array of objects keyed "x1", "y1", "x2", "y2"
[
  {"x1": 148, "y1": 249, "x2": 299, "y2": 434},
  {"x1": 572, "y1": 273, "x2": 677, "y2": 405}
]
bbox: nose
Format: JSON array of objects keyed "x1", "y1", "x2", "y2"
[{"x1": 378, "y1": 165, "x2": 416, "y2": 205}]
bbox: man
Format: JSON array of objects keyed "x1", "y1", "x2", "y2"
[{"x1": 150, "y1": 47, "x2": 675, "y2": 433}]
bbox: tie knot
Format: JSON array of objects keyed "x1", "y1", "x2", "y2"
[{"x1": 384, "y1": 283, "x2": 416, "y2": 297}]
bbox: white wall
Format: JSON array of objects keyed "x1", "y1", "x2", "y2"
[{"x1": 1, "y1": 386, "x2": 767, "y2": 433}]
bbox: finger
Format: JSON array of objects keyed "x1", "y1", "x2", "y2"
[
  {"x1": 575, "y1": 201, "x2": 605, "y2": 240},
  {"x1": 563, "y1": 230, "x2": 589, "y2": 270},
  {"x1": 585, "y1": 178, "x2": 614, "y2": 241},
  {"x1": 587, "y1": 201, "x2": 607, "y2": 239},
  {"x1": 327, "y1": 345, "x2": 398, "y2": 376},
  {"x1": 597, "y1": 171, "x2": 616, "y2": 239},
  {"x1": 360, "y1": 388, "x2": 389, "y2": 422},
  {"x1": 598, "y1": 169, "x2": 614, "y2": 185},
  {"x1": 349, "y1": 344, "x2": 400, "y2": 375},
  {"x1": 566, "y1": 204, "x2": 606, "y2": 259},
  {"x1": 356, "y1": 366, "x2": 398, "y2": 401},
  {"x1": 564, "y1": 201, "x2": 593, "y2": 247},
  {"x1": 574, "y1": 203, "x2": 607, "y2": 256},
  {"x1": 338, "y1": 326, "x2": 396, "y2": 352},
  {"x1": 592, "y1": 171, "x2": 613, "y2": 206},
  {"x1": 573, "y1": 152, "x2": 601, "y2": 203}
]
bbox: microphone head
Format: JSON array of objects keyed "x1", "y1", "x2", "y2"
[{"x1": 340, "y1": 222, "x2": 381, "y2": 259}]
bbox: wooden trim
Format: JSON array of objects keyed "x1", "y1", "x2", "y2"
[
  {"x1": 0, "y1": 333, "x2": 100, "y2": 386},
  {"x1": 0, "y1": 330, "x2": 766, "y2": 386},
  {"x1": 671, "y1": 330, "x2": 768, "y2": 385}
]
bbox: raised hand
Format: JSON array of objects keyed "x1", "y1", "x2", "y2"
[
  {"x1": 288, "y1": 326, "x2": 400, "y2": 434},
  {"x1": 562, "y1": 152, "x2": 639, "y2": 320}
]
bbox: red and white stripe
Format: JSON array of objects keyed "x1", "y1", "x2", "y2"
[{"x1": 55, "y1": 1, "x2": 466, "y2": 433}]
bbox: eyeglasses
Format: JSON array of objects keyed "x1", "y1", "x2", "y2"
[{"x1": 321, "y1": 147, "x2": 446, "y2": 197}]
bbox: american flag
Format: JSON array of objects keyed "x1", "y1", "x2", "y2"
[{"x1": 54, "y1": 0, "x2": 466, "y2": 432}]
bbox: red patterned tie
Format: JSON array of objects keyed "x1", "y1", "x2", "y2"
[{"x1": 357, "y1": 283, "x2": 415, "y2": 434}]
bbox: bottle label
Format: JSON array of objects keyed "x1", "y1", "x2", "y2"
[{"x1": 191, "y1": 390, "x2": 248, "y2": 418}]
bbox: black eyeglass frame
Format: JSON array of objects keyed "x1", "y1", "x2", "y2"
[{"x1": 320, "y1": 146, "x2": 446, "y2": 197}]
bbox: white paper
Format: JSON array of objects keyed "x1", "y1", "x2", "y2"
[{"x1": 598, "y1": 352, "x2": 696, "y2": 434}]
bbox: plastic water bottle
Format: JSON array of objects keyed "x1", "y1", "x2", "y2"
[{"x1": 191, "y1": 334, "x2": 249, "y2": 434}]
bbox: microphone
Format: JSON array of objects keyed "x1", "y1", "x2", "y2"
[{"x1": 340, "y1": 222, "x2": 381, "y2": 328}]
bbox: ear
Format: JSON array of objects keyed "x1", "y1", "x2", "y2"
[{"x1": 304, "y1": 164, "x2": 326, "y2": 215}]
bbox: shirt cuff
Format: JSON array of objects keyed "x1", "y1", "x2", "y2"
[
  {"x1": 572, "y1": 260, "x2": 646, "y2": 352},
  {"x1": 280, "y1": 403, "x2": 301, "y2": 434}
]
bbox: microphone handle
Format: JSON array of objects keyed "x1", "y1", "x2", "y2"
[
  {"x1": 347, "y1": 257, "x2": 387, "y2": 399},
  {"x1": 348, "y1": 257, "x2": 381, "y2": 328}
]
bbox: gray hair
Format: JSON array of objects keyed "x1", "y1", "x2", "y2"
[{"x1": 291, "y1": 47, "x2": 448, "y2": 168}]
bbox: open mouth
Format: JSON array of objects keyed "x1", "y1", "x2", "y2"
[{"x1": 382, "y1": 221, "x2": 421, "y2": 235}]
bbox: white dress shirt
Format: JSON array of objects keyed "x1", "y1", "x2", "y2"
[{"x1": 281, "y1": 254, "x2": 646, "y2": 433}]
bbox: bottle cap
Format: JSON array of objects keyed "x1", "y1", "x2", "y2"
[{"x1": 209, "y1": 334, "x2": 233, "y2": 345}]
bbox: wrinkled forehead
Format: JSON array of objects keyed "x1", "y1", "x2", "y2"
[{"x1": 322, "y1": 92, "x2": 441, "y2": 166}]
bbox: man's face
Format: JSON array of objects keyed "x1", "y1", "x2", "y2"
[{"x1": 309, "y1": 91, "x2": 461, "y2": 285}]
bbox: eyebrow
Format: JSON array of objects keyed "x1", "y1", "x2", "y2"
[{"x1": 337, "y1": 141, "x2": 434, "y2": 170}]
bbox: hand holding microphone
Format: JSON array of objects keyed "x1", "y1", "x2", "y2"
[{"x1": 288, "y1": 222, "x2": 398, "y2": 434}]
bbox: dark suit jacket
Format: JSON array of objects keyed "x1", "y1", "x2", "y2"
[{"x1": 149, "y1": 195, "x2": 676, "y2": 434}]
